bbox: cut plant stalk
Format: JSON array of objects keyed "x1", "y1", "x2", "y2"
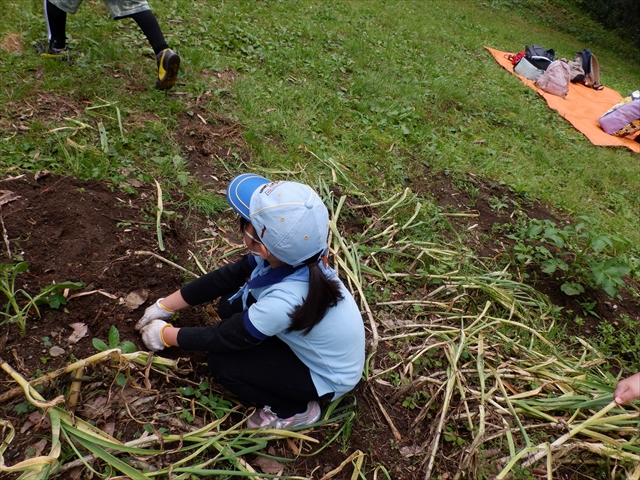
[{"x1": 154, "y1": 179, "x2": 165, "y2": 251}]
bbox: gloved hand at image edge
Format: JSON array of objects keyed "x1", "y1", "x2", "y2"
[
  {"x1": 135, "y1": 298, "x2": 175, "y2": 331},
  {"x1": 140, "y1": 320, "x2": 172, "y2": 352}
]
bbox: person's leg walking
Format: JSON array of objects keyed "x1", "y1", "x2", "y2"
[
  {"x1": 107, "y1": 1, "x2": 180, "y2": 89},
  {"x1": 130, "y1": 10, "x2": 167, "y2": 54},
  {"x1": 130, "y1": 10, "x2": 180, "y2": 90},
  {"x1": 38, "y1": 0, "x2": 79, "y2": 59},
  {"x1": 44, "y1": 0, "x2": 68, "y2": 50}
]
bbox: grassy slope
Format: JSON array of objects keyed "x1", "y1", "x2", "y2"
[{"x1": 1, "y1": 0, "x2": 639, "y2": 246}]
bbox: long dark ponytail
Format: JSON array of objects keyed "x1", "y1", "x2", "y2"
[
  {"x1": 287, "y1": 254, "x2": 344, "y2": 335},
  {"x1": 240, "y1": 218, "x2": 343, "y2": 335}
]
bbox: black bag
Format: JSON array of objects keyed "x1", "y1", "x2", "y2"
[{"x1": 525, "y1": 45, "x2": 555, "y2": 71}]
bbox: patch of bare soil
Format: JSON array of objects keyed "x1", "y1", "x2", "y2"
[
  {"x1": 1, "y1": 112, "x2": 638, "y2": 479},
  {"x1": 1, "y1": 34, "x2": 23, "y2": 53}
]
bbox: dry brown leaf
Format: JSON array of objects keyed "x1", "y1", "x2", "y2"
[
  {"x1": 124, "y1": 289, "x2": 149, "y2": 311},
  {"x1": 29, "y1": 411, "x2": 51, "y2": 430},
  {"x1": 120, "y1": 387, "x2": 142, "y2": 403},
  {"x1": 98, "y1": 419, "x2": 116, "y2": 437},
  {"x1": 67, "y1": 466, "x2": 84, "y2": 480},
  {"x1": 254, "y1": 457, "x2": 284, "y2": 475},
  {"x1": 20, "y1": 420, "x2": 34, "y2": 433},
  {"x1": 28, "y1": 411, "x2": 44, "y2": 424},
  {"x1": 67, "y1": 322, "x2": 88, "y2": 344},
  {"x1": 27, "y1": 439, "x2": 48, "y2": 458},
  {"x1": 400, "y1": 444, "x2": 423, "y2": 457},
  {"x1": 82, "y1": 396, "x2": 109, "y2": 419},
  {"x1": 0, "y1": 190, "x2": 20, "y2": 206},
  {"x1": 49, "y1": 346, "x2": 65, "y2": 357}
]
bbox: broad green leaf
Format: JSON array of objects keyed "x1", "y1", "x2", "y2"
[
  {"x1": 15, "y1": 262, "x2": 29, "y2": 274},
  {"x1": 48, "y1": 293, "x2": 67, "y2": 309},
  {"x1": 115, "y1": 373, "x2": 127, "y2": 387},
  {"x1": 541, "y1": 258, "x2": 565, "y2": 274},
  {"x1": 120, "y1": 341, "x2": 137, "y2": 354},
  {"x1": 108, "y1": 325, "x2": 120, "y2": 348},
  {"x1": 590, "y1": 234, "x2": 612, "y2": 252},
  {"x1": 181, "y1": 386, "x2": 195, "y2": 396},
  {"x1": 13, "y1": 401, "x2": 31, "y2": 414},
  {"x1": 601, "y1": 279, "x2": 617, "y2": 298},
  {"x1": 546, "y1": 234, "x2": 564, "y2": 248},
  {"x1": 526, "y1": 224, "x2": 544, "y2": 237},
  {"x1": 561, "y1": 282, "x2": 584, "y2": 296},
  {"x1": 92, "y1": 338, "x2": 109, "y2": 352}
]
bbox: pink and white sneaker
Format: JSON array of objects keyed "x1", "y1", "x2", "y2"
[{"x1": 247, "y1": 401, "x2": 321, "y2": 429}]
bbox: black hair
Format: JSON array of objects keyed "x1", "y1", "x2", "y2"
[
  {"x1": 239, "y1": 217, "x2": 343, "y2": 335},
  {"x1": 287, "y1": 252, "x2": 344, "y2": 335}
]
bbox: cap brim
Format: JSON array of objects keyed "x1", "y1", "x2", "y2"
[{"x1": 226, "y1": 173, "x2": 270, "y2": 220}]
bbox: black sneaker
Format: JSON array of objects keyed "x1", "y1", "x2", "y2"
[
  {"x1": 156, "y1": 48, "x2": 180, "y2": 90},
  {"x1": 35, "y1": 41, "x2": 71, "y2": 64}
]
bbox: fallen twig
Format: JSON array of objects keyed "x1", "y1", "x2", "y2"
[
  {"x1": 368, "y1": 385, "x2": 402, "y2": 442},
  {"x1": 133, "y1": 250, "x2": 199, "y2": 278}
]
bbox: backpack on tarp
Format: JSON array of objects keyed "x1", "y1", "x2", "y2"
[
  {"x1": 525, "y1": 45, "x2": 555, "y2": 71},
  {"x1": 535, "y1": 60, "x2": 571, "y2": 98},
  {"x1": 573, "y1": 49, "x2": 602, "y2": 90},
  {"x1": 566, "y1": 60, "x2": 585, "y2": 82},
  {"x1": 598, "y1": 90, "x2": 640, "y2": 137}
]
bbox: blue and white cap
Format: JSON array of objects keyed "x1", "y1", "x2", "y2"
[
  {"x1": 226, "y1": 173, "x2": 270, "y2": 220},
  {"x1": 226, "y1": 174, "x2": 330, "y2": 267}
]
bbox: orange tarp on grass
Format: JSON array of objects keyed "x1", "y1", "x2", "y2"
[{"x1": 485, "y1": 46, "x2": 640, "y2": 153}]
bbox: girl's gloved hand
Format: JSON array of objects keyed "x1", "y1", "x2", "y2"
[
  {"x1": 139, "y1": 319, "x2": 171, "y2": 352},
  {"x1": 135, "y1": 298, "x2": 174, "y2": 330}
]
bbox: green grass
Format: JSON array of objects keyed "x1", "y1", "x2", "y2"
[{"x1": 1, "y1": 0, "x2": 639, "y2": 244}]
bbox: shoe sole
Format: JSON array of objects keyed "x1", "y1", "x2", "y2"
[
  {"x1": 247, "y1": 402, "x2": 321, "y2": 429},
  {"x1": 34, "y1": 42, "x2": 70, "y2": 62},
  {"x1": 156, "y1": 54, "x2": 180, "y2": 90}
]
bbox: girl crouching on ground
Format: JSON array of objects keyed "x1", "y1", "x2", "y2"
[{"x1": 135, "y1": 174, "x2": 366, "y2": 428}]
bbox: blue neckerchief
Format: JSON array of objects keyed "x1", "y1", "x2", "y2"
[{"x1": 228, "y1": 258, "x2": 305, "y2": 309}]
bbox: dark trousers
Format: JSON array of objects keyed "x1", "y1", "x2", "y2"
[
  {"x1": 45, "y1": 1, "x2": 168, "y2": 54},
  {"x1": 208, "y1": 295, "x2": 331, "y2": 418}
]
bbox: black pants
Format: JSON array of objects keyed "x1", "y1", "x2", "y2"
[
  {"x1": 208, "y1": 295, "x2": 331, "y2": 418},
  {"x1": 45, "y1": 1, "x2": 168, "y2": 54}
]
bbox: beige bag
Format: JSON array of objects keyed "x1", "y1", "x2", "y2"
[
  {"x1": 574, "y1": 49, "x2": 602, "y2": 90},
  {"x1": 535, "y1": 60, "x2": 571, "y2": 98}
]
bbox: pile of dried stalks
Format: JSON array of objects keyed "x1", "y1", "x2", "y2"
[{"x1": 2, "y1": 168, "x2": 638, "y2": 479}]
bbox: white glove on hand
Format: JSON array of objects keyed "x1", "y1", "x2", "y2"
[
  {"x1": 135, "y1": 298, "x2": 174, "y2": 331},
  {"x1": 139, "y1": 320, "x2": 170, "y2": 352}
]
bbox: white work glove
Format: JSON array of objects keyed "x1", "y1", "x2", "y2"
[
  {"x1": 139, "y1": 319, "x2": 171, "y2": 352},
  {"x1": 135, "y1": 298, "x2": 174, "y2": 331}
]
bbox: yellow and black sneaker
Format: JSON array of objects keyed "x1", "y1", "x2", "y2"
[
  {"x1": 156, "y1": 48, "x2": 180, "y2": 90},
  {"x1": 34, "y1": 41, "x2": 71, "y2": 64}
]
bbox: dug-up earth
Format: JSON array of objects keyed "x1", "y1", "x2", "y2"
[{"x1": 0, "y1": 105, "x2": 639, "y2": 480}]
